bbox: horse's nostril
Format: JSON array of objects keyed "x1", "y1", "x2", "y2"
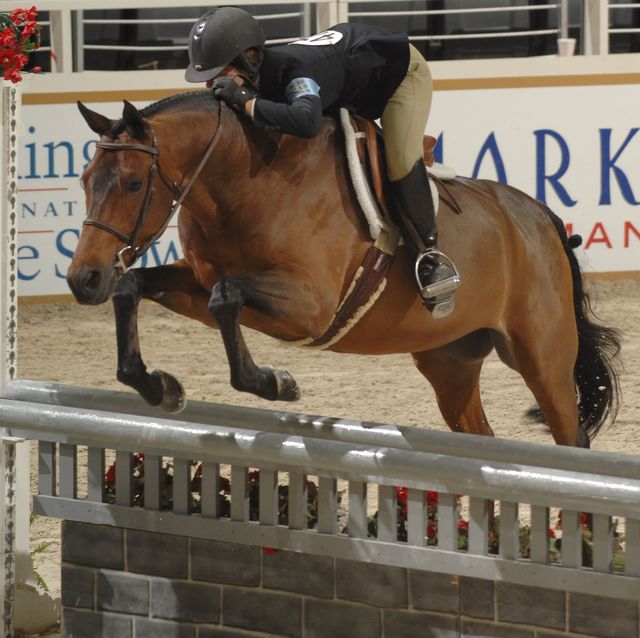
[
  {"x1": 85, "y1": 269, "x2": 102, "y2": 293},
  {"x1": 67, "y1": 265, "x2": 113, "y2": 305}
]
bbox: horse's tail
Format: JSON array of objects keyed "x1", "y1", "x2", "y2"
[{"x1": 544, "y1": 207, "x2": 622, "y2": 441}]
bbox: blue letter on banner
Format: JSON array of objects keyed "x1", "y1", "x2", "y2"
[
  {"x1": 599, "y1": 128, "x2": 640, "y2": 205},
  {"x1": 534, "y1": 129, "x2": 577, "y2": 206},
  {"x1": 472, "y1": 133, "x2": 507, "y2": 183}
]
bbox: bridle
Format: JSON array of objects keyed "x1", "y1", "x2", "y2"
[{"x1": 83, "y1": 101, "x2": 225, "y2": 274}]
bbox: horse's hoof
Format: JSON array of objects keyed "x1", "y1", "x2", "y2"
[
  {"x1": 274, "y1": 369, "x2": 301, "y2": 401},
  {"x1": 151, "y1": 369, "x2": 186, "y2": 413},
  {"x1": 577, "y1": 429, "x2": 591, "y2": 449}
]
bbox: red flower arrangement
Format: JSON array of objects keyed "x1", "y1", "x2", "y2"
[
  {"x1": 0, "y1": 6, "x2": 41, "y2": 83},
  {"x1": 371, "y1": 486, "x2": 469, "y2": 547},
  {"x1": 104, "y1": 457, "x2": 320, "y2": 527}
]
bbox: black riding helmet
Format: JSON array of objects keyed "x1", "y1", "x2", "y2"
[{"x1": 185, "y1": 7, "x2": 266, "y2": 83}]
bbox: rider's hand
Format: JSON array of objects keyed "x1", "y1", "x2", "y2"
[{"x1": 213, "y1": 76, "x2": 257, "y2": 116}]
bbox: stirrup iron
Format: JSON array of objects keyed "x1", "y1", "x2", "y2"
[{"x1": 415, "y1": 250, "x2": 461, "y2": 318}]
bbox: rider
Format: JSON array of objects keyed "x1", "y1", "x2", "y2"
[{"x1": 184, "y1": 7, "x2": 459, "y2": 316}]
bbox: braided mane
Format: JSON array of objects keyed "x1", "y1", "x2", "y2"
[
  {"x1": 109, "y1": 90, "x2": 217, "y2": 138},
  {"x1": 140, "y1": 90, "x2": 217, "y2": 118}
]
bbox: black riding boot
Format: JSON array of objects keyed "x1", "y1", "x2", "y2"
[{"x1": 391, "y1": 159, "x2": 460, "y2": 318}]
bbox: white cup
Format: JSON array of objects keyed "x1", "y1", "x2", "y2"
[{"x1": 557, "y1": 37, "x2": 576, "y2": 57}]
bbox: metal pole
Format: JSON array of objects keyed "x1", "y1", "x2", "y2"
[
  {"x1": 560, "y1": 0, "x2": 569, "y2": 39},
  {"x1": 75, "y1": 9, "x2": 85, "y2": 73},
  {"x1": 584, "y1": 0, "x2": 609, "y2": 54},
  {"x1": 316, "y1": 0, "x2": 345, "y2": 31},
  {"x1": 301, "y1": 3, "x2": 311, "y2": 38},
  {"x1": 49, "y1": 9, "x2": 75, "y2": 72}
]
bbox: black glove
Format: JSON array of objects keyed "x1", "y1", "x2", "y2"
[{"x1": 213, "y1": 77, "x2": 257, "y2": 115}]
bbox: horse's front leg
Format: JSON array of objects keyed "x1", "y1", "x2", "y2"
[
  {"x1": 208, "y1": 276, "x2": 301, "y2": 401},
  {"x1": 112, "y1": 269, "x2": 186, "y2": 412}
]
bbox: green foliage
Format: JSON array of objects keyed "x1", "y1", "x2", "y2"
[{"x1": 29, "y1": 515, "x2": 53, "y2": 593}]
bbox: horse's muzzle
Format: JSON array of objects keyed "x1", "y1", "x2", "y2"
[{"x1": 66, "y1": 263, "x2": 115, "y2": 305}]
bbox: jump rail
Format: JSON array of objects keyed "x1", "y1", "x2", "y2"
[{"x1": 2, "y1": 379, "x2": 639, "y2": 603}]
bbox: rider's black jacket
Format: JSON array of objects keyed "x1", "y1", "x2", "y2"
[{"x1": 253, "y1": 23, "x2": 409, "y2": 138}]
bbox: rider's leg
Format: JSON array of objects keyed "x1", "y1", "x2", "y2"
[
  {"x1": 390, "y1": 157, "x2": 440, "y2": 275},
  {"x1": 381, "y1": 45, "x2": 459, "y2": 315}
]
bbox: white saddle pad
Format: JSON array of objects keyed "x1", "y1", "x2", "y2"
[{"x1": 340, "y1": 108, "x2": 456, "y2": 241}]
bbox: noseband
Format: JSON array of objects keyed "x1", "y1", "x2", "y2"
[{"x1": 84, "y1": 102, "x2": 225, "y2": 274}]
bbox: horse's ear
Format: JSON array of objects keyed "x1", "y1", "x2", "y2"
[
  {"x1": 122, "y1": 100, "x2": 148, "y2": 140},
  {"x1": 77, "y1": 101, "x2": 112, "y2": 136}
]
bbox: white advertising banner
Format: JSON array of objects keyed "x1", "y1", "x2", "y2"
[
  {"x1": 429, "y1": 82, "x2": 640, "y2": 274},
  {"x1": 16, "y1": 82, "x2": 640, "y2": 297}
]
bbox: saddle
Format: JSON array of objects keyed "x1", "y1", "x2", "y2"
[
  {"x1": 350, "y1": 114, "x2": 437, "y2": 210},
  {"x1": 344, "y1": 112, "x2": 439, "y2": 245}
]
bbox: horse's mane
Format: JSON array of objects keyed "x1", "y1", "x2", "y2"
[
  {"x1": 110, "y1": 90, "x2": 217, "y2": 137},
  {"x1": 140, "y1": 90, "x2": 216, "y2": 118}
]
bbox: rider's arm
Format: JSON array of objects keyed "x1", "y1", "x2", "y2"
[{"x1": 249, "y1": 77, "x2": 323, "y2": 138}]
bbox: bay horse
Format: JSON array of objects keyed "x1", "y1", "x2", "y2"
[{"x1": 67, "y1": 91, "x2": 621, "y2": 448}]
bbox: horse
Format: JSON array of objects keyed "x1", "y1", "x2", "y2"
[{"x1": 67, "y1": 91, "x2": 621, "y2": 449}]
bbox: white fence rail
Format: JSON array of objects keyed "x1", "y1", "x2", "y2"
[{"x1": 2, "y1": 379, "x2": 640, "y2": 602}]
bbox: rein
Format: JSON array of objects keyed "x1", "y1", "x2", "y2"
[{"x1": 84, "y1": 101, "x2": 225, "y2": 274}]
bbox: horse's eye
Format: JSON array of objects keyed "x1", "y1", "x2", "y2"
[{"x1": 127, "y1": 179, "x2": 143, "y2": 193}]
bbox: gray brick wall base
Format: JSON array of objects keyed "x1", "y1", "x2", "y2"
[{"x1": 61, "y1": 521, "x2": 640, "y2": 638}]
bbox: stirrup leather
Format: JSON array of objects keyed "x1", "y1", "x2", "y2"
[{"x1": 414, "y1": 250, "x2": 461, "y2": 300}]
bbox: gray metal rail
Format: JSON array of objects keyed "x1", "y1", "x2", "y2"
[
  {"x1": 3, "y1": 395, "x2": 640, "y2": 516},
  {"x1": 6, "y1": 379, "x2": 640, "y2": 480}
]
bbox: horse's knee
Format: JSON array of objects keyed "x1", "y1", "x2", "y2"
[
  {"x1": 208, "y1": 278, "x2": 245, "y2": 317},
  {"x1": 112, "y1": 269, "x2": 143, "y2": 302}
]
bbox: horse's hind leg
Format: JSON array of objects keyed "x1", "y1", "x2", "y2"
[
  {"x1": 208, "y1": 275, "x2": 301, "y2": 401},
  {"x1": 493, "y1": 325, "x2": 585, "y2": 448},
  {"x1": 412, "y1": 330, "x2": 494, "y2": 435}
]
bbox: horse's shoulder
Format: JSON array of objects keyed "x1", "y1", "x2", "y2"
[{"x1": 270, "y1": 118, "x2": 337, "y2": 157}]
